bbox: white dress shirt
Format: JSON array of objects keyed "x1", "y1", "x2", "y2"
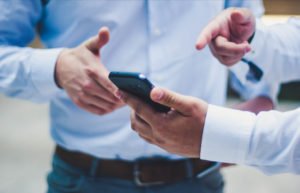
[
  {"x1": 201, "y1": 18, "x2": 300, "y2": 174},
  {"x1": 0, "y1": 0, "x2": 274, "y2": 160}
]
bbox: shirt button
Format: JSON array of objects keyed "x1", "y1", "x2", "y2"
[{"x1": 153, "y1": 28, "x2": 162, "y2": 36}]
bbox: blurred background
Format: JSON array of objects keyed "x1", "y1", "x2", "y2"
[{"x1": 0, "y1": 1, "x2": 300, "y2": 193}]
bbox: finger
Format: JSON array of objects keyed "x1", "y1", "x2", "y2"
[
  {"x1": 230, "y1": 9, "x2": 255, "y2": 41},
  {"x1": 195, "y1": 21, "x2": 221, "y2": 50},
  {"x1": 73, "y1": 97, "x2": 107, "y2": 115},
  {"x1": 78, "y1": 92, "x2": 118, "y2": 112},
  {"x1": 209, "y1": 39, "x2": 246, "y2": 66},
  {"x1": 120, "y1": 91, "x2": 156, "y2": 121},
  {"x1": 231, "y1": 8, "x2": 254, "y2": 25},
  {"x1": 130, "y1": 112, "x2": 153, "y2": 138},
  {"x1": 87, "y1": 68, "x2": 120, "y2": 97},
  {"x1": 139, "y1": 134, "x2": 154, "y2": 144},
  {"x1": 85, "y1": 27, "x2": 110, "y2": 54},
  {"x1": 213, "y1": 36, "x2": 251, "y2": 56},
  {"x1": 150, "y1": 87, "x2": 192, "y2": 115},
  {"x1": 82, "y1": 79, "x2": 122, "y2": 104},
  {"x1": 135, "y1": 112, "x2": 151, "y2": 127},
  {"x1": 219, "y1": 55, "x2": 244, "y2": 66}
]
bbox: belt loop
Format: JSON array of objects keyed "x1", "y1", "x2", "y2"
[
  {"x1": 184, "y1": 159, "x2": 193, "y2": 178},
  {"x1": 89, "y1": 158, "x2": 99, "y2": 177}
]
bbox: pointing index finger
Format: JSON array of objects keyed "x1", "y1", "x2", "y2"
[{"x1": 196, "y1": 20, "x2": 221, "y2": 50}]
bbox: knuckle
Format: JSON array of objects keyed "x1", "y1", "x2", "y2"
[
  {"x1": 82, "y1": 81, "x2": 93, "y2": 90},
  {"x1": 163, "y1": 95, "x2": 175, "y2": 106},
  {"x1": 104, "y1": 82, "x2": 115, "y2": 92},
  {"x1": 189, "y1": 99, "x2": 201, "y2": 113},
  {"x1": 232, "y1": 49, "x2": 242, "y2": 56},
  {"x1": 85, "y1": 66, "x2": 98, "y2": 75}
]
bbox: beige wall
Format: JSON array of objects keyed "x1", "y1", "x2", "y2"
[{"x1": 264, "y1": 0, "x2": 300, "y2": 15}]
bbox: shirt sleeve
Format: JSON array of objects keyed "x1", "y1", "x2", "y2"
[
  {"x1": 244, "y1": 18, "x2": 300, "y2": 83},
  {"x1": 201, "y1": 104, "x2": 300, "y2": 175},
  {"x1": 0, "y1": 0, "x2": 63, "y2": 102}
]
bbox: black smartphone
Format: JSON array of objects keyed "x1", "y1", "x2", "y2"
[{"x1": 109, "y1": 72, "x2": 170, "y2": 113}]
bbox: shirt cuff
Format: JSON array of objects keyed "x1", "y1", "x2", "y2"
[
  {"x1": 29, "y1": 48, "x2": 63, "y2": 99},
  {"x1": 200, "y1": 104, "x2": 256, "y2": 164}
]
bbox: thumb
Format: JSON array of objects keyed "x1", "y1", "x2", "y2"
[
  {"x1": 230, "y1": 9, "x2": 255, "y2": 41},
  {"x1": 231, "y1": 9, "x2": 253, "y2": 25},
  {"x1": 150, "y1": 87, "x2": 192, "y2": 115},
  {"x1": 85, "y1": 27, "x2": 110, "y2": 54}
]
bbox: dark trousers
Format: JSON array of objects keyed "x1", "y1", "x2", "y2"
[{"x1": 47, "y1": 154, "x2": 224, "y2": 193}]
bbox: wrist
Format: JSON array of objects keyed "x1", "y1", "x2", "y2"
[{"x1": 55, "y1": 49, "x2": 70, "y2": 89}]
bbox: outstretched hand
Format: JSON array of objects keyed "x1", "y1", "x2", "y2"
[{"x1": 55, "y1": 27, "x2": 124, "y2": 115}]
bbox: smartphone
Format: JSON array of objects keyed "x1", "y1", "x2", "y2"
[{"x1": 109, "y1": 72, "x2": 170, "y2": 113}]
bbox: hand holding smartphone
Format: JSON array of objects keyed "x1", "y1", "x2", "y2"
[{"x1": 109, "y1": 72, "x2": 170, "y2": 113}]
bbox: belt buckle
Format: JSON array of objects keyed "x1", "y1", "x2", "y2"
[{"x1": 133, "y1": 161, "x2": 164, "y2": 187}]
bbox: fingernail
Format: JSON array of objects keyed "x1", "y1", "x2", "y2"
[
  {"x1": 115, "y1": 90, "x2": 123, "y2": 99},
  {"x1": 152, "y1": 89, "x2": 164, "y2": 101},
  {"x1": 195, "y1": 44, "x2": 202, "y2": 50}
]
